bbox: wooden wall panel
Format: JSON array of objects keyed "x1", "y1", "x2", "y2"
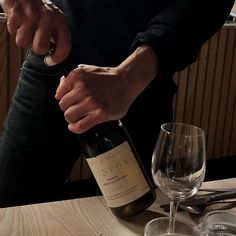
[
  {"x1": 173, "y1": 26, "x2": 236, "y2": 160},
  {"x1": 8, "y1": 36, "x2": 25, "y2": 99},
  {"x1": 221, "y1": 29, "x2": 236, "y2": 157},
  {"x1": 204, "y1": 31, "x2": 226, "y2": 159},
  {"x1": 214, "y1": 29, "x2": 234, "y2": 158},
  {"x1": 0, "y1": 18, "x2": 25, "y2": 134},
  {"x1": 0, "y1": 17, "x2": 8, "y2": 135}
]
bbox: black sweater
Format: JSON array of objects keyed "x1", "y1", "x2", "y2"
[
  {"x1": 54, "y1": 0, "x2": 234, "y2": 173},
  {"x1": 56, "y1": 0, "x2": 234, "y2": 71}
]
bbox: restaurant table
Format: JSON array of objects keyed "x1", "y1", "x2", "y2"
[{"x1": 0, "y1": 178, "x2": 235, "y2": 236}]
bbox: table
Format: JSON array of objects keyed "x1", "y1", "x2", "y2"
[{"x1": 0, "y1": 178, "x2": 235, "y2": 236}]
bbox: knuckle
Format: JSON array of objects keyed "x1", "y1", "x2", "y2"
[
  {"x1": 70, "y1": 122, "x2": 86, "y2": 134},
  {"x1": 16, "y1": 36, "x2": 28, "y2": 48},
  {"x1": 33, "y1": 43, "x2": 48, "y2": 55},
  {"x1": 64, "y1": 111, "x2": 71, "y2": 122},
  {"x1": 70, "y1": 70, "x2": 78, "y2": 77},
  {"x1": 96, "y1": 108, "x2": 107, "y2": 119},
  {"x1": 27, "y1": 11, "x2": 38, "y2": 22},
  {"x1": 70, "y1": 70, "x2": 80, "y2": 82},
  {"x1": 86, "y1": 96, "x2": 94, "y2": 104},
  {"x1": 59, "y1": 101, "x2": 66, "y2": 111},
  {"x1": 12, "y1": 5, "x2": 23, "y2": 17},
  {"x1": 7, "y1": 26, "x2": 16, "y2": 35}
]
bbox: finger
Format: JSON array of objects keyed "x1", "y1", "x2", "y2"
[
  {"x1": 56, "y1": 69, "x2": 85, "y2": 100},
  {"x1": 64, "y1": 97, "x2": 96, "y2": 123},
  {"x1": 68, "y1": 112, "x2": 105, "y2": 134},
  {"x1": 58, "y1": 88, "x2": 84, "y2": 111},
  {"x1": 32, "y1": 24, "x2": 51, "y2": 55},
  {"x1": 7, "y1": 17, "x2": 22, "y2": 36},
  {"x1": 55, "y1": 75, "x2": 65, "y2": 100},
  {"x1": 44, "y1": 25, "x2": 71, "y2": 66},
  {"x1": 55, "y1": 75, "x2": 74, "y2": 100},
  {"x1": 15, "y1": 24, "x2": 35, "y2": 48}
]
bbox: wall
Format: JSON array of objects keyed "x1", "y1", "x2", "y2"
[
  {"x1": 173, "y1": 25, "x2": 236, "y2": 160},
  {"x1": 0, "y1": 17, "x2": 25, "y2": 135}
]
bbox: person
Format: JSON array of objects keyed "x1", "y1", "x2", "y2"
[{"x1": 0, "y1": 0, "x2": 234, "y2": 207}]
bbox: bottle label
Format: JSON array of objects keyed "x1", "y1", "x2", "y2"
[{"x1": 86, "y1": 141, "x2": 150, "y2": 208}]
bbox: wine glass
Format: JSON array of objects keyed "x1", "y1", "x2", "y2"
[{"x1": 145, "y1": 123, "x2": 206, "y2": 236}]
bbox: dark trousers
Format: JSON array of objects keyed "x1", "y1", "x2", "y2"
[{"x1": 0, "y1": 51, "x2": 83, "y2": 207}]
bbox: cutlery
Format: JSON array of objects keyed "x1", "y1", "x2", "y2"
[
  {"x1": 179, "y1": 199, "x2": 236, "y2": 214},
  {"x1": 199, "y1": 187, "x2": 236, "y2": 192},
  {"x1": 160, "y1": 190, "x2": 236, "y2": 214},
  {"x1": 160, "y1": 199, "x2": 236, "y2": 214},
  {"x1": 181, "y1": 190, "x2": 236, "y2": 206}
]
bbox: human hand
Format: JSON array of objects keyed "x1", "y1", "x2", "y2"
[
  {"x1": 55, "y1": 45, "x2": 159, "y2": 134},
  {"x1": 0, "y1": 0, "x2": 71, "y2": 65},
  {"x1": 55, "y1": 65, "x2": 134, "y2": 134}
]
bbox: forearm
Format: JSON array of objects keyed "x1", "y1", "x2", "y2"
[{"x1": 117, "y1": 44, "x2": 159, "y2": 102}]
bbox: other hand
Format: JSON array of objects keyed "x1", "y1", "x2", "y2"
[{"x1": 0, "y1": 0, "x2": 71, "y2": 64}]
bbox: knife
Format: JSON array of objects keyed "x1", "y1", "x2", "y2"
[
  {"x1": 199, "y1": 187, "x2": 236, "y2": 192},
  {"x1": 182, "y1": 190, "x2": 236, "y2": 206}
]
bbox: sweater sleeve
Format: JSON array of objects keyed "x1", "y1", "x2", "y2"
[{"x1": 131, "y1": 0, "x2": 234, "y2": 73}]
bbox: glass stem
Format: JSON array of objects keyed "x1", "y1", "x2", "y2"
[{"x1": 168, "y1": 200, "x2": 179, "y2": 234}]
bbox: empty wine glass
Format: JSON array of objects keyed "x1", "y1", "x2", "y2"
[{"x1": 144, "y1": 123, "x2": 206, "y2": 236}]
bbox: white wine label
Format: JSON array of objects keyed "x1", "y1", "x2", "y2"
[{"x1": 86, "y1": 142, "x2": 150, "y2": 208}]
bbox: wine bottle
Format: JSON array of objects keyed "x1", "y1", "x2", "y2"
[{"x1": 79, "y1": 120, "x2": 156, "y2": 218}]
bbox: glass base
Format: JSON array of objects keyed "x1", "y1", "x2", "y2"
[
  {"x1": 144, "y1": 217, "x2": 200, "y2": 236},
  {"x1": 200, "y1": 210, "x2": 236, "y2": 236}
]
